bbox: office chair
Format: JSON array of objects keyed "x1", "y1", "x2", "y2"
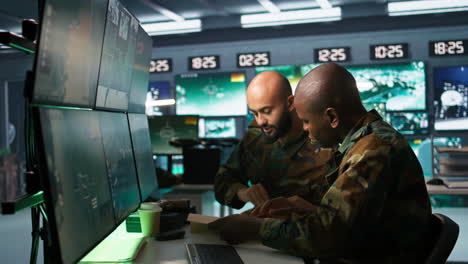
[{"x1": 425, "y1": 213, "x2": 459, "y2": 264}]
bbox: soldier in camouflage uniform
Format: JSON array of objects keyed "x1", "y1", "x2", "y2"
[
  {"x1": 209, "y1": 63, "x2": 432, "y2": 263},
  {"x1": 215, "y1": 71, "x2": 332, "y2": 209}
]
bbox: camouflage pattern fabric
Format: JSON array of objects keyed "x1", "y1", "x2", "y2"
[
  {"x1": 259, "y1": 110, "x2": 432, "y2": 263},
  {"x1": 214, "y1": 120, "x2": 333, "y2": 209}
]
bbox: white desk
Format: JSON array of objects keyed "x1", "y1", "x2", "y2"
[
  {"x1": 426, "y1": 184, "x2": 468, "y2": 195},
  {"x1": 135, "y1": 227, "x2": 303, "y2": 264}
]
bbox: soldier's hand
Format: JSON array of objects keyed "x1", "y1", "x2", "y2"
[
  {"x1": 237, "y1": 184, "x2": 269, "y2": 206},
  {"x1": 250, "y1": 196, "x2": 316, "y2": 219},
  {"x1": 208, "y1": 214, "x2": 263, "y2": 244}
]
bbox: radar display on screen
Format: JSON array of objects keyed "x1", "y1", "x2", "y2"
[
  {"x1": 148, "y1": 115, "x2": 199, "y2": 154},
  {"x1": 100, "y1": 111, "x2": 141, "y2": 223},
  {"x1": 346, "y1": 62, "x2": 426, "y2": 111},
  {"x1": 96, "y1": 0, "x2": 139, "y2": 111},
  {"x1": 385, "y1": 111, "x2": 429, "y2": 135},
  {"x1": 33, "y1": 0, "x2": 108, "y2": 108},
  {"x1": 146, "y1": 81, "x2": 173, "y2": 116},
  {"x1": 37, "y1": 107, "x2": 115, "y2": 264},
  {"x1": 199, "y1": 117, "x2": 237, "y2": 138},
  {"x1": 176, "y1": 72, "x2": 247, "y2": 116},
  {"x1": 128, "y1": 25, "x2": 153, "y2": 114},
  {"x1": 128, "y1": 113, "x2": 159, "y2": 201},
  {"x1": 433, "y1": 66, "x2": 468, "y2": 131}
]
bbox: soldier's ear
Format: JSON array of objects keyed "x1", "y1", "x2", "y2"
[
  {"x1": 287, "y1": 95, "x2": 295, "y2": 111},
  {"x1": 325, "y1": 107, "x2": 339, "y2": 128}
]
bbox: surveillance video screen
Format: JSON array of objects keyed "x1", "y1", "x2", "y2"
[
  {"x1": 33, "y1": 0, "x2": 108, "y2": 108},
  {"x1": 363, "y1": 102, "x2": 386, "y2": 118},
  {"x1": 199, "y1": 117, "x2": 237, "y2": 138},
  {"x1": 433, "y1": 66, "x2": 468, "y2": 131},
  {"x1": 176, "y1": 72, "x2": 247, "y2": 116},
  {"x1": 99, "y1": 111, "x2": 141, "y2": 223},
  {"x1": 385, "y1": 111, "x2": 429, "y2": 135},
  {"x1": 346, "y1": 62, "x2": 427, "y2": 111},
  {"x1": 96, "y1": 0, "x2": 139, "y2": 111},
  {"x1": 38, "y1": 107, "x2": 115, "y2": 264},
  {"x1": 128, "y1": 25, "x2": 153, "y2": 114},
  {"x1": 146, "y1": 81, "x2": 172, "y2": 116},
  {"x1": 147, "y1": 115, "x2": 199, "y2": 155},
  {"x1": 128, "y1": 113, "x2": 159, "y2": 201}
]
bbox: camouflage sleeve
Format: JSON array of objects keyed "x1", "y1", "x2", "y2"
[
  {"x1": 259, "y1": 134, "x2": 393, "y2": 258},
  {"x1": 214, "y1": 143, "x2": 249, "y2": 209}
]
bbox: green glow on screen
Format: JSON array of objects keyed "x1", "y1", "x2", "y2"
[{"x1": 176, "y1": 72, "x2": 247, "y2": 116}]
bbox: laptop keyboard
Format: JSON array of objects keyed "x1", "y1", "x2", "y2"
[{"x1": 186, "y1": 243, "x2": 244, "y2": 264}]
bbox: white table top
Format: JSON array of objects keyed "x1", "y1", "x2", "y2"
[{"x1": 134, "y1": 227, "x2": 303, "y2": 264}]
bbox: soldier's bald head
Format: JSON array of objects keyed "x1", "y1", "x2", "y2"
[
  {"x1": 295, "y1": 63, "x2": 362, "y2": 116},
  {"x1": 294, "y1": 63, "x2": 366, "y2": 147},
  {"x1": 247, "y1": 71, "x2": 295, "y2": 142},
  {"x1": 247, "y1": 71, "x2": 292, "y2": 104}
]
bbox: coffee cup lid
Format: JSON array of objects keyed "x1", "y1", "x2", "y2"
[{"x1": 139, "y1": 202, "x2": 162, "y2": 211}]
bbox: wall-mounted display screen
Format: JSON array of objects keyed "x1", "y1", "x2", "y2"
[
  {"x1": 347, "y1": 61, "x2": 426, "y2": 111},
  {"x1": 199, "y1": 117, "x2": 237, "y2": 138},
  {"x1": 146, "y1": 81, "x2": 173, "y2": 116},
  {"x1": 176, "y1": 72, "x2": 247, "y2": 116},
  {"x1": 385, "y1": 111, "x2": 429, "y2": 135},
  {"x1": 148, "y1": 115, "x2": 199, "y2": 155},
  {"x1": 363, "y1": 102, "x2": 386, "y2": 118},
  {"x1": 433, "y1": 66, "x2": 468, "y2": 131}
]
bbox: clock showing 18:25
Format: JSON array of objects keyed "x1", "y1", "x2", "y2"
[{"x1": 429, "y1": 40, "x2": 467, "y2": 56}]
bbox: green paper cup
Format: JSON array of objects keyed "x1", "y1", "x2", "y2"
[{"x1": 138, "y1": 202, "x2": 162, "y2": 237}]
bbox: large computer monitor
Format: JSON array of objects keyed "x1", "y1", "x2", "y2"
[
  {"x1": 32, "y1": 0, "x2": 108, "y2": 108},
  {"x1": 175, "y1": 72, "x2": 247, "y2": 116},
  {"x1": 148, "y1": 115, "x2": 199, "y2": 155},
  {"x1": 128, "y1": 113, "x2": 159, "y2": 201},
  {"x1": 99, "y1": 111, "x2": 141, "y2": 223},
  {"x1": 146, "y1": 81, "x2": 173, "y2": 116},
  {"x1": 433, "y1": 65, "x2": 468, "y2": 131},
  {"x1": 96, "y1": 0, "x2": 139, "y2": 111},
  {"x1": 385, "y1": 111, "x2": 429, "y2": 135},
  {"x1": 199, "y1": 117, "x2": 237, "y2": 138},
  {"x1": 346, "y1": 62, "x2": 427, "y2": 111},
  {"x1": 128, "y1": 25, "x2": 153, "y2": 114},
  {"x1": 36, "y1": 107, "x2": 115, "y2": 264}
]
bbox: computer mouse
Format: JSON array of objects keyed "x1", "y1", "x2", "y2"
[{"x1": 427, "y1": 178, "x2": 445, "y2": 185}]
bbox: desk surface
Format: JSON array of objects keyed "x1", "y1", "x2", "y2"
[
  {"x1": 135, "y1": 227, "x2": 302, "y2": 264},
  {"x1": 426, "y1": 184, "x2": 468, "y2": 195},
  {"x1": 87, "y1": 221, "x2": 302, "y2": 264}
]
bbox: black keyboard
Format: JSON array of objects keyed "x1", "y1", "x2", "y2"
[{"x1": 186, "y1": 243, "x2": 244, "y2": 264}]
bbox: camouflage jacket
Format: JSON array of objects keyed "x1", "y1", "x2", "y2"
[
  {"x1": 214, "y1": 121, "x2": 333, "y2": 209},
  {"x1": 259, "y1": 110, "x2": 432, "y2": 263}
]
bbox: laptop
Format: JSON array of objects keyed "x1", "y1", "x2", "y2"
[{"x1": 186, "y1": 243, "x2": 244, "y2": 264}]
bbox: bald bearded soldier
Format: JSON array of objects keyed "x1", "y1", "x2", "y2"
[{"x1": 214, "y1": 71, "x2": 332, "y2": 209}]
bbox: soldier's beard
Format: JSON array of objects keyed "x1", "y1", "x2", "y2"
[{"x1": 262, "y1": 109, "x2": 292, "y2": 143}]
